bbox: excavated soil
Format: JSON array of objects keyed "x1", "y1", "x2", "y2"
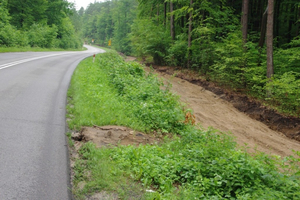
[
  {"x1": 149, "y1": 65, "x2": 300, "y2": 157},
  {"x1": 72, "y1": 125, "x2": 161, "y2": 148}
]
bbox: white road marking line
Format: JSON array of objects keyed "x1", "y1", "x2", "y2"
[{"x1": 0, "y1": 52, "x2": 79, "y2": 70}]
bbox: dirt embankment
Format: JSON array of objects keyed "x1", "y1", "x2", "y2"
[{"x1": 148, "y1": 65, "x2": 300, "y2": 157}]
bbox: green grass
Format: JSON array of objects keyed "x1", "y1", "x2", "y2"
[
  {"x1": 0, "y1": 46, "x2": 87, "y2": 53},
  {"x1": 67, "y1": 51, "x2": 300, "y2": 199},
  {"x1": 67, "y1": 51, "x2": 185, "y2": 133}
]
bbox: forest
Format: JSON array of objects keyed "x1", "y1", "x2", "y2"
[
  {"x1": 0, "y1": 0, "x2": 299, "y2": 116},
  {"x1": 0, "y1": 0, "x2": 82, "y2": 49},
  {"x1": 80, "y1": 0, "x2": 300, "y2": 117}
]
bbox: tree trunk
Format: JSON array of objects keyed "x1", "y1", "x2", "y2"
[
  {"x1": 258, "y1": 6, "x2": 268, "y2": 48},
  {"x1": 170, "y1": 2, "x2": 175, "y2": 40},
  {"x1": 297, "y1": 6, "x2": 300, "y2": 36},
  {"x1": 266, "y1": 0, "x2": 274, "y2": 79},
  {"x1": 164, "y1": 2, "x2": 167, "y2": 26},
  {"x1": 157, "y1": 4, "x2": 159, "y2": 24},
  {"x1": 188, "y1": 0, "x2": 193, "y2": 68},
  {"x1": 241, "y1": 0, "x2": 249, "y2": 45}
]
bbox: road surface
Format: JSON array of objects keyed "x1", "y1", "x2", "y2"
[{"x1": 0, "y1": 45, "x2": 104, "y2": 200}]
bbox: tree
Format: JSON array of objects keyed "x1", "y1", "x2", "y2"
[
  {"x1": 0, "y1": 0, "x2": 10, "y2": 26},
  {"x1": 7, "y1": 0, "x2": 48, "y2": 29},
  {"x1": 187, "y1": 0, "x2": 193, "y2": 68},
  {"x1": 258, "y1": 6, "x2": 268, "y2": 48},
  {"x1": 241, "y1": 0, "x2": 249, "y2": 45},
  {"x1": 170, "y1": 1, "x2": 174, "y2": 40},
  {"x1": 266, "y1": 0, "x2": 274, "y2": 79}
]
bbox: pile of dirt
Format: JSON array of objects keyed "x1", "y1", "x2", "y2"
[
  {"x1": 152, "y1": 65, "x2": 300, "y2": 143},
  {"x1": 71, "y1": 125, "x2": 161, "y2": 148}
]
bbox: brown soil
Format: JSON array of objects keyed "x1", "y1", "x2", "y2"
[
  {"x1": 72, "y1": 125, "x2": 161, "y2": 148},
  {"x1": 149, "y1": 65, "x2": 300, "y2": 157}
]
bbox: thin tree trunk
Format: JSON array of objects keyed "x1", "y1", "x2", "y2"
[
  {"x1": 164, "y1": 2, "x2": 167, "y2": 26},
  {"x1": 241, "y1": 0, "x2": 249, "y2": 45},
  {"x1": 157, "y1": 4, "x2": 159, "y2": 24},
  {"x1": 297, "y1": 7, "x2": 300, "y2": 36},
  {"x1": 170, "y1": 2, "x2": 175, "y2": 40},
  {"x1": 287, "y1": 3, "x2": 294, "y2": 44},
  {"x1": 188, "y1": 0, "x2": 193, "y2": 68},
  {"x1": 258, "y1": 6, "x2": 268, "y2": 48},
  {"x1": 266, "y1": 0, "x2": 274, "y2": 79}
]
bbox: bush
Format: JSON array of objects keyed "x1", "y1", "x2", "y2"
[
  {"x1": 130, "y1": 19, "x2": 171, "y2": 65},
  {"x1": 109, "y1": 127, "x2": 300, "y2": 199},
  {"x1": 27, "y1": 23, "x2": 58, "y2": 48},
  {"x1": 0, "y1": 24, "x2": 28, "y2": 47},
  {"x1": 267, "y1": 72, "x2": 300, "y2": 115},
  {"x1": 166, "y1": 34, "x2": 188, "y2": 67}
]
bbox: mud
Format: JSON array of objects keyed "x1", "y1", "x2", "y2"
[
  {"x1": 148, "y1": 65, "x2": 300, "y2": 157},
  {"x1": 72, "y1": 125, "x2": 161, "y2": 148}
]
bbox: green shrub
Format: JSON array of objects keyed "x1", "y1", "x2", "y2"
[
  {"x1": 267, "y1": 72, "x2": 300, "y2": 115},
  {"x1": 0, "y1": 24, "x2": 28, "y2": 47},
  {"x1": 130, "y1": 19, "x2": 171, "y2": 65},
  {"x1": 166, "y1": 34, "x2": 188, "y2": 67},
  {"x1": 27, "y1": 23, "x2": 57, "y2": 48},
  {"x1": 109, "y1": 128, "x2": 300, "y2": 199},
  {"x1": 68, "y1": 52, "x2": 185, "y2": 133}
]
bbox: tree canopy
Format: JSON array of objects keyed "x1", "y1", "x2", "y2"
[{"x1": 0, "y1": 0, "x2": 82, "y2": 49}]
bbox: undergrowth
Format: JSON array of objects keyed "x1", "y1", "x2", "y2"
[{"x1": 68, "y1": 52, "x2": 300, "y2": 199}]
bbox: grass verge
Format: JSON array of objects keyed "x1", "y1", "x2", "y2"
[{"x1": 67, "y1": 51, "x2": 300, "y2": 199}]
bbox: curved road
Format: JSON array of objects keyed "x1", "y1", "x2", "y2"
[{"x1": 0, "y1": 45, "x2": 104, "y2": 200}]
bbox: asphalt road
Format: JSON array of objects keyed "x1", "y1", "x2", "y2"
[{"x1": 0, "y1": 45, "x2": 104, "y2": 200}]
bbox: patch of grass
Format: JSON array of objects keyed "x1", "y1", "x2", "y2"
[
  {"x1": 66, "y1": 132, "x2": 74, "y2": 148},
  {"x1": 68, "y1": 51, "x2": 300, "y2": 199},
  {"x1": 67, "y1": 55, "x2": 140, "y2": 130},
  {"x1": 67, "y1": 51, "x2": 185, "y2": 133},
  {"x1": 0, "y1": 46, "x2": 86, "y2": 53},
  {"x1": 73, "y1": 142, "x2": 145, "y2": 200}
]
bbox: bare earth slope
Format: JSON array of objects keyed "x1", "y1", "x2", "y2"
[{"x1": 145, "y1": 66, "x2": 300, "y2": 157}]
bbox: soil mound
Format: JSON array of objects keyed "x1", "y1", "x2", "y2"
[{"x1": 72, "y1": 125, "x2": 161, "y2": 148}]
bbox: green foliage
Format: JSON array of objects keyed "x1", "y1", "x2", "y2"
[
  {"x1": 73, "y1": 128, "x2": 300, "y2": 199},
  {"x1": 0, "y1": 24, "x2": 28, "y2": 47},
  {"x1": 8, "y1": 0, "x2": 48, "y2": 29},
  {"x1": 67, "y1": 51, "x2": 185, "y2": 133},
  {"x1": 274, "y1": 37, "x2": 300, "y2": 75},
  {"x1": 27, "y1": 24, "x2": 58, "y2": 48},
  {"x1": 166, "y1": 34, "x2": 188, "y2": 67},
  {"x1": 209, "y1": 31, "x2": 246, "y2": 88},
  {"x1": 0, "y1": 0, "x2": 82, "y2": 50},
  {"x1": 73, "y1": 142, "x2": 145, "y2": 200},
  {"x1": 267, "y1": 72, "x2": 300, "y2": 115},
  {"x1": 69, "y1": 51, "x2": 300, "y2": 199},
  {"x1": 190, "y1": 26, "x2": 216, "y2": 72},
  {"x1": 110, "y1": 128, "x2": 300, "y2": 199},
  {"x1": 106, "y1": 57, "x2": 185, "y2": 133},
  {"x1": 131, "y1": 19, "x2": 171, "y2": 65},
  {"x1": 0, "y1": 0, "x2": 10, "y2": 26}
]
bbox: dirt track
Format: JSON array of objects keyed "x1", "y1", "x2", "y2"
[{"x1": 146, "y1": 66, "x2": 300, "y2": 157}]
